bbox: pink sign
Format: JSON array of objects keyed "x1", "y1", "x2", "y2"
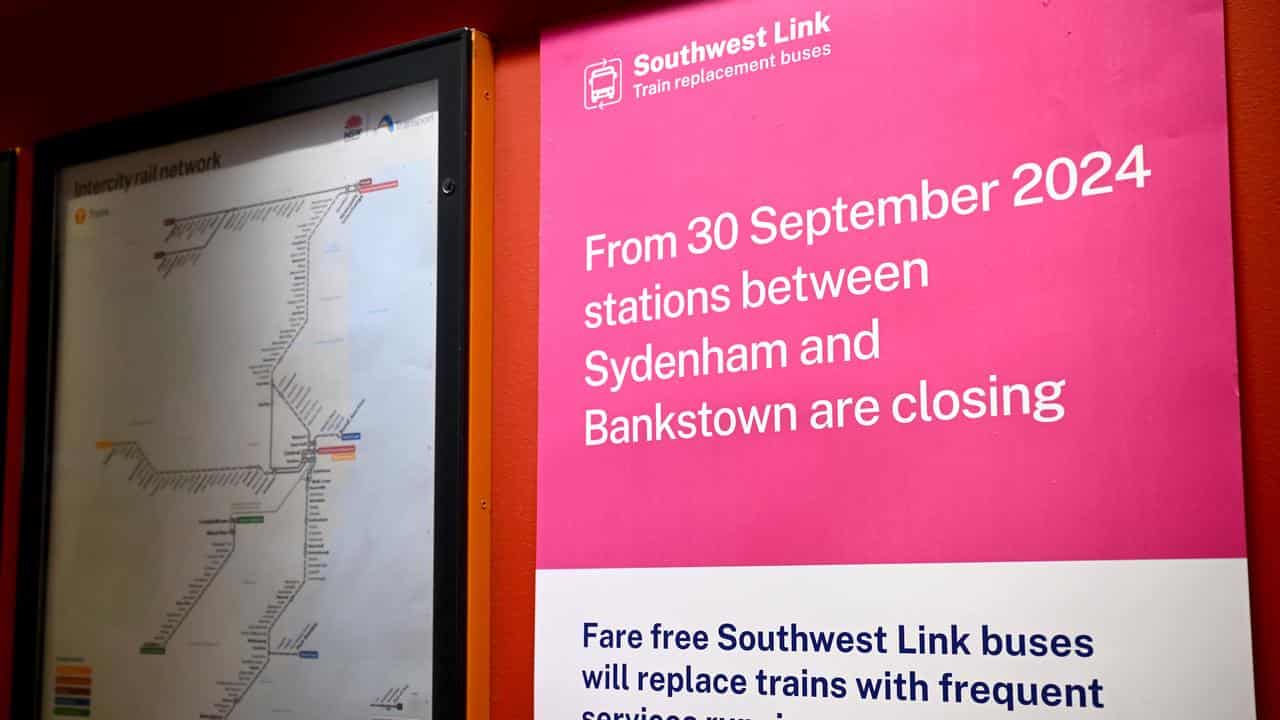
[{"x1": 538, "y1": 0, "x2": 1244, "y2": 571}]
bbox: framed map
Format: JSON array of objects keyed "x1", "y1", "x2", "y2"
[{"x1": 13, "y1": 31, "x2": 491, "y2": 720}]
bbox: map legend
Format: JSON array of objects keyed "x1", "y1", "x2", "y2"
[{"x1": 52, "y1": 664, "x2": 92, "y2": 717}]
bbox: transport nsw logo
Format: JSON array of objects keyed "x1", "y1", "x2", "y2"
[
  {"x1": 583, "y1": 58, "x2": 623, "y2": 110},
  {"x1": 345, "y1": 113, "x2": 401, "y2": 140},
  {"x1": 343, "y1": 115, "x2": 364, "y2": 140}
]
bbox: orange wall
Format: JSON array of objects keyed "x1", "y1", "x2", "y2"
[{"x1": 0, "y1": 1, "x2": 1276, "y2": 717}]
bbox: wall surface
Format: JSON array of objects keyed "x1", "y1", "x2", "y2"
[
  {"x1": 0, "y1": 0, "x2": 1275, "y2": 717},
  {"x1": 1226, "y1": 0, "x2": 1280, "y2": 708}
]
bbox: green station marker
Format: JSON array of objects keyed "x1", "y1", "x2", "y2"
[
  {"x1": 234, "y1": 515, "x2": 265, "y2": 524},
  {"x1": 139, "y1": 645, "x2": 166, "y2": 655}
]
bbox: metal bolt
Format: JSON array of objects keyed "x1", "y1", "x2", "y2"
[{"x1": 441, "y1": 178, "x2": 456, "y2": 195}]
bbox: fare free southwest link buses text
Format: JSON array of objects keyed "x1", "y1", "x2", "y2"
[
  {"x1": 578, "y1": 622, "x2": 1104, "y2": 715},
  {"x1": 575, "y1": 145, "x2": 1151, "y2": 447}
]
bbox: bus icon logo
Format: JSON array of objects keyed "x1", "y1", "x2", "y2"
[{"x1": 583, "y1": 58, "x2": 622, "y2": 110}]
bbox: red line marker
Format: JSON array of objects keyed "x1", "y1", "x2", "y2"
[{"x1": 358, "y1": 180, "x2": 399, "y2": 194}]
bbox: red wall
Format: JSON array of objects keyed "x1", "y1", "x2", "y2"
[
  {"x1": 1228, "y1": 0, "x2": 1280, "y2": 706},
  {"x1": 0, "y1": 0, "x2": 1276, "y2": 717}
]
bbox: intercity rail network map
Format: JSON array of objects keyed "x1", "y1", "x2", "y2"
[{"x1": 42, "y1": 81, "x2": 440, "y2": 720}]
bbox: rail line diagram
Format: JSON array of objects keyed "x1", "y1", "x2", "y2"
[{"x1": 44, "y1": 100, "x2": 439, "y2": 720}]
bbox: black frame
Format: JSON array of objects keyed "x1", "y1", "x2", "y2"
[
  {"x1": 0, "y1": 150, "x2": 14, "y2": 550},
  {"x1": 13, "y1": 31, "x2": 474, "y2": 719}
]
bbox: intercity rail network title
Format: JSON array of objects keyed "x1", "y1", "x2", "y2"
[{"x1": 71, "y1": 151, "x2": 223, "y2": 199}]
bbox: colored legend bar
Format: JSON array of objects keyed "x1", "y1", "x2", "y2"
[
  {"x1": 357, "y1": 178, "x2": 399, "y2": 194},
  {"x1": 139, "y1": 645, "x2": 166, "y2": 655},
  {"x1": 94, "y1": 440, "x2": 112, "y2": 449},
  {"x1": 340, "y1": 432, "x2": 361, "y2": 441},
  {"x1": 316, "y1": 445, "x2": 356, "y2": 455},
  {"x1": 299, "y1": 650, "x2": 319, "y2": 659},
  {"x1": 332, "y1": 452, "x2": 357, "y2": 462},
  {"x1": 234, "y1": 515, "x2": 265, "y2": 525},
  {"x1": 53, "y1": 664, "x2": 91, "y2": 717}
]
